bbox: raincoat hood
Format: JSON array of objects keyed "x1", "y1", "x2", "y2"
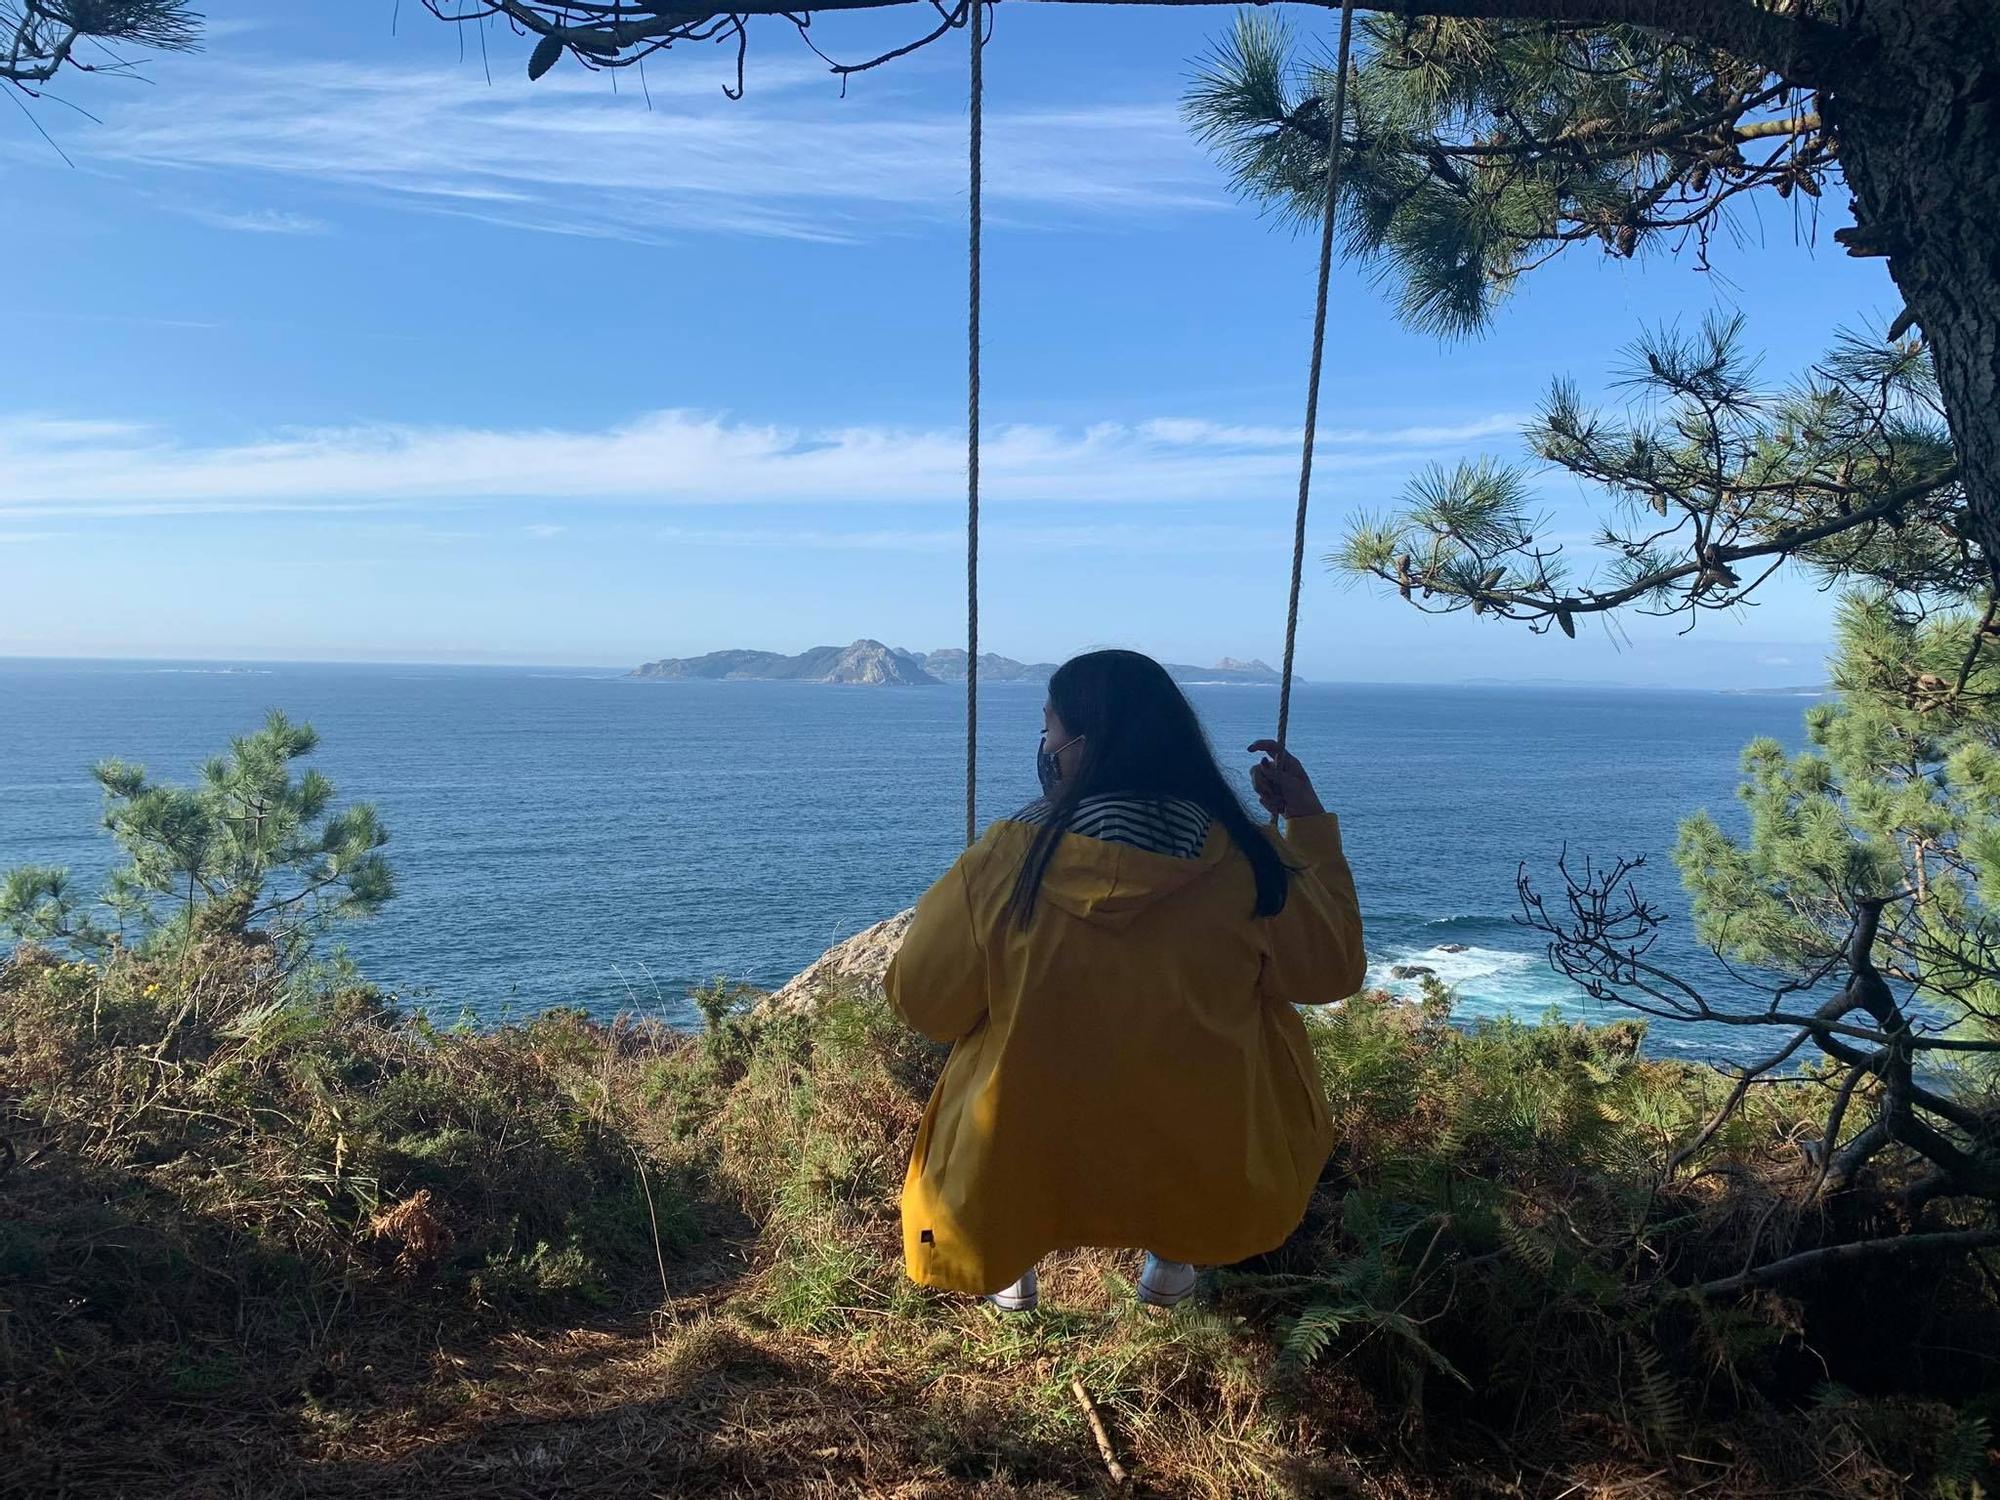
[{"x1": 1029, "y1": 826, "x2": 1230, "y2": 928}]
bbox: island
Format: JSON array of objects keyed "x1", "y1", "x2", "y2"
[{"x1": 630, "y1": 641, "x2": 1289, "y2": 687}]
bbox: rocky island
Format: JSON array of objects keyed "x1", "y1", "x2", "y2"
[
  {"x1": 631, "y1": 639, "x2": 937, "y2": 685},
  {"x1": 631, "y1": 640, "x2": 1288, "y2": 687}
]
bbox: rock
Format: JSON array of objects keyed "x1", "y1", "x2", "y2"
[
  {"x1": 1437, "y1": 943, "x2": 1470, "y2": 954},
  {"x1": 821, "y1": 641, "x2": 940, "y2": 685},
  {"x1": 760, "y1": 909, "x2": 915, "y2": 1014},
  {"x1": 1387, "y1": 963, "x2": 1437, "y2": 981}
]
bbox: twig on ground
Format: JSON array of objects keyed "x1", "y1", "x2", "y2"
[{"x1": 1071, "y1": 1376, "x2": 1132, "y2": 1490}]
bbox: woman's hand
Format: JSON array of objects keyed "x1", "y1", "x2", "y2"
[{"x1": 1248, "y1": 740, "x2": 1326, "y2": 820}]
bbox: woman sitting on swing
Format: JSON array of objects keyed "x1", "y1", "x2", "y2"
[{"x1": 887, "y1": 648, "x2": 1366, "y2": 1311}]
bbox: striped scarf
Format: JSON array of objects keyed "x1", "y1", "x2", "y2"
[{"x1": 1012, "y1": 795, "x2": 1212, "y2": 860}]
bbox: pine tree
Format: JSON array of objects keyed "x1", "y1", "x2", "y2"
[
  {"x1": 1673, "y1": 596, "x2": 1999, "y2": 1203},
  {"x1": 1, "y1": 711, "x2": 394, "y2": 967},
  {"x1": 1519, "y1": 597, "x2": 2000, "y2": 1216},
  {"x1": 1183, "y1": 8, "x2": 1971, "y2": 631}
]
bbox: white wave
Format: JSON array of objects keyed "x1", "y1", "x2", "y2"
[
  {"x1": 1368, "y1": 943, "x2": 1536, "y2": 990},
  {"x1": 1366, "y1": 941, "x2": 1611, "y2": 1025}
]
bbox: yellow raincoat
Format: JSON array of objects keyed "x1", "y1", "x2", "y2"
[{"x1": 886, "y1": 810, "x2": 1365, "y2": 1294}]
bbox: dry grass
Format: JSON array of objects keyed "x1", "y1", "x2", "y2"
[{"x1": 3, "y1": 944, "x2": 1995, "y2": 1499}]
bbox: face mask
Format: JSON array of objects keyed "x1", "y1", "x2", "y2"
[{"x1": 1037, "y1": 732, "x2": 1082, "y2": 798}]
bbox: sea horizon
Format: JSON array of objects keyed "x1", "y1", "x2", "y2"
[{"x1": 0, "y1": 652, "x2": 1829, "y2": 696}]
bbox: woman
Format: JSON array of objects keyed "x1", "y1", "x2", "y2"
[{"x1": 885, "y1": 650, "x2": 1366, "y2": 1311}]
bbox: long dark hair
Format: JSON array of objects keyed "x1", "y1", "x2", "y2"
[{"x1": 1007, "y1": 650, "x2": 1289, "y2": 926}]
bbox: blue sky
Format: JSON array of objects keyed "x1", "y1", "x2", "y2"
[{"x1": 0, "y1": 2, "x2": 1898, "y2": 685}]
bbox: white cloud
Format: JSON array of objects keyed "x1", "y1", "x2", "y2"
[
  {"x1": 37, "y1": 53, "x2": 1221, "y2": 243},
  {"x1": 653, "y1": 520, "x2": 1286, "y2": 554},
  {"x1": 175, "y1": 205, "x2": 329, "y2": 235},
  {"x1": 0, "y1": 407, "x2": 1527, "y2": 516},
  {"x1": 525, "y1": 523, "x2": 566, "y2": 539}
]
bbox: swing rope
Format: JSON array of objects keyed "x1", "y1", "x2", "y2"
[
  {"x1": 966, "y1": 0, "x2": 983, "y2": 847},
  {"x1": 1276, "y1": 0, "x2": 1357, "y2": 755},
  {"x1": 962, "y1": 0, "x2": 1356, "y2": 841}
]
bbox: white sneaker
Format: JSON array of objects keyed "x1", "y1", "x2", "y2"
[
  {"x1": 986, "y1": 1264, "x2": 1039, "y2": 1313},
  {"x1": 1137, "y1": 1253, "x2": 1198, "y2": 1308}
]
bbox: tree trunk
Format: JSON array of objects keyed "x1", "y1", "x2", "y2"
[{"x1": 1828, "y1": 0, "x2": 2000, "y2": 574}]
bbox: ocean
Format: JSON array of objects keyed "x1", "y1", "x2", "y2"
[{"x1": 0, "y1": 659, "x2": 1815, "y2": 1062}]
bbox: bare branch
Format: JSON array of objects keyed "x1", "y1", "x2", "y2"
[
  {"x1": 1692, "y1": 1227, "x2": 2000, "y2": 1296},
  {"x1": 1519, "y1": 855, "x2": 2000, "y2": 1208}
]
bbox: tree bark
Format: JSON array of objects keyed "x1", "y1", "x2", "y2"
[{"x1": 1826, "y1": 0, "x2": 2000, "y2": 578}]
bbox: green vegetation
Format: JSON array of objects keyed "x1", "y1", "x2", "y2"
[
  {"x1": 6, "y1": 938, "x2": 1995, "y2": 1494},
  {"x1": 437, "y1": 2, "x2": 2000, "y2": 590},
  {"x1": 1670, "y1": 597, "x2": 2000, "y2": 1200},
  {"x1": 4, "y1": 717, "x2": 1994, "y2": 1494},
  {"x1": 1511, "y1": 600, "x2": 2000, "y2": 1239},
  {"x1": 1, "y1": 709, "x2": 392, "y2": 968}
]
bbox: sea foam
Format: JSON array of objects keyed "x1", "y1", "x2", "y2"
[{"x1": 1366, "y1": 942, "x2": 1604, "y2": 1023}]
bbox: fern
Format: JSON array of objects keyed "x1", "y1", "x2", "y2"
[
  {"x1": 1280, "y1": 1300, "x2": 1363, "y2": 1371},
  {"x1": 1625, "y1": 1333, "x2": 1689, "y2": 1451},
  {"x1": 1934, "y1": 1410, "x2": 1992, "y2": 1500},
  {"x1": 1372, "y1": 1306, "x2": 1472, "y2": 1390},
  {"x1": 1499, "y1": 1212, "x2": 1560, "y2": 1276},
  {"x1": 1278, "y1": 1296, "x2": 1472, "y2": 1392}
]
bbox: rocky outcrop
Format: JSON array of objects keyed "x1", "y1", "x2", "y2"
[
  {"x1": 760, "y1": 908, "x2": 915, "y2": 1014},
  {"x1": 921, "y1": 649, "x2": 1059, "y2": 683},
  {"x1": 633, "y1": 641, "x2": 940, "y2": 686},
  {"x1": 823, "y1": 641, "x2": 938, "y2": 685}
]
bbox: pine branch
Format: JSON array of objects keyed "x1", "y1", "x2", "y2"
[
  {"x1": 1450, "y1": 466, "x2": 1955, "y2": 624},
  {"x1": 3, "y1": 0, "x2": 199, "y2": 89}
]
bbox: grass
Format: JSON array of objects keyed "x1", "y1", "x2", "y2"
[{"x1": 3, "y1": 940, "x2": 1996, "y2": 1498}]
